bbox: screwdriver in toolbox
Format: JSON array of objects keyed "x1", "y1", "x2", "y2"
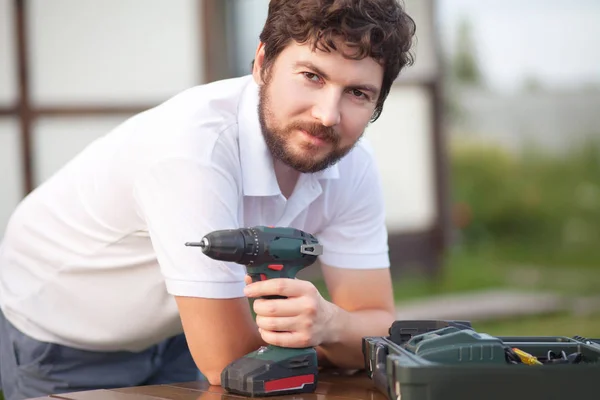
[{"x1": 512, "y1": 348, "x2": 543, "y2": 365}]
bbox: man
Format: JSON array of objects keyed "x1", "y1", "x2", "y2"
[{"x1": 0, "y1": 0, "x2": 415, "y2": 398}]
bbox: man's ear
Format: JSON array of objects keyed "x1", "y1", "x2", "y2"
[{"x1": 252, "y1": 42, "x2": 266, "y2": 85}]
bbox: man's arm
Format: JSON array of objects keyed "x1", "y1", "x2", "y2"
[
  {"x1": 316, "y1": 264, "x2": 396, "y2": 369},
  {"x1": 309, "y1": 153, "x2": 394, "y2": 368},
  {"x1": 175, "y1": 296, "x2": 264, "y2": 384}
]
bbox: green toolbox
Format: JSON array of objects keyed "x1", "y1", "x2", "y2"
[{"x1": 362, "y1": 320, "x2": 600, "y2": 400}]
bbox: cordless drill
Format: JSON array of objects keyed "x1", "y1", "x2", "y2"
[{"x1": 185, "y1": 226, "x2": 323, "y2": 397}]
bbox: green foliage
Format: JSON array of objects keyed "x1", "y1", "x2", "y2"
[{"x1": 450, "y1": 138, "x2": 600, "y2": 267}]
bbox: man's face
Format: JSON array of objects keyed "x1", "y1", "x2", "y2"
[{"x1": 255, "y1": 41, "x2": 384, "y2": 173}]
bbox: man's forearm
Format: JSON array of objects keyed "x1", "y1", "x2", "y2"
[{"x1": 318, "y1": 306, "x2": 396, "y2": 369}]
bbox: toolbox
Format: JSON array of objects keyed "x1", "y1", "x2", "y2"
[{"x1": 362, "y1": 320, "x2": 600, "y2": 400}]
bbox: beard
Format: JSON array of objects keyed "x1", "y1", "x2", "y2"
[{"x1": 258, "y1": 82, "x2": 359, "y2": 174}]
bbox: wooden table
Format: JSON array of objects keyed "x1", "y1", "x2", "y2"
[{"x1": 29, "y1": 371, "x2": 387, "y2": 400}]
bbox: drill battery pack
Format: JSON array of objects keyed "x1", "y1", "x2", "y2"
[{"x1": 362, "y1": 320, "x2": 600, "y2": 400}]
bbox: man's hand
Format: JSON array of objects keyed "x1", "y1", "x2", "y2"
[{"x1": 243, "y1": 277, "x2": 338, "y2": 348}]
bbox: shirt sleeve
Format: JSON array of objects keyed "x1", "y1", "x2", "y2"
[
  {"x1": 316, "y1": 158, "x2": 390, "y2": 269},
  {"x1": 133, "y1": 156, "x2": 246, "y2": 299}
]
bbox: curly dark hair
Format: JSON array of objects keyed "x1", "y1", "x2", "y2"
[{"x1": 256, "y1": 0, "x2": 416, "y2": 122}]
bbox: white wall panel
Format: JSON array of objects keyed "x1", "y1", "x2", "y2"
[
  {"x1": 226, "y1": 0, "x2": 269, "y2": 77},
  {"x1": 0, "y1": 120, "x2": 24, "y2": 237},
  {"x1": 0, "y1": 0, "x2": 17, "y2": 104},
  {"x1": 399, "y1": 0, "x2": 439, "y2": 83},
  {"x1": 29, "y1": 0, "x2": 202, "y2": 105},
  {"x1": 32, "y1": 116, "x2": 133, "y2": 186},
  {"x1": 365, "y1": 86, "x2": 435, "y2": 233}
]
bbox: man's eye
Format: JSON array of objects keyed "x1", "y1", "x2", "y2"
[
  {"x1": 303, "y1": 72, "x2": 320, "y2": 82},
  {"x1": 351, "y1": 89, "x2": 367, "y2": 99}
]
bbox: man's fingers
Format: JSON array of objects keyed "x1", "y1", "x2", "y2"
[
  {"x1": 252, "y1": 297, "x2": 304, "y2": 317},
  {"x1": 244, "y1": 278, "x2": 310, "y2": 298},
  {"x1": 255, "y1": 315, "x2": 297, "y2": 332}
]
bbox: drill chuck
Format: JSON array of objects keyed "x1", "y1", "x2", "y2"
[{"x1": 186, "y1": 229, "x2": 249, "y2": 262}]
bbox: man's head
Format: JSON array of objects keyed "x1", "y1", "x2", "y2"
[{"x1": 253, "y1": 0, "x2": 416, "y2": 173}]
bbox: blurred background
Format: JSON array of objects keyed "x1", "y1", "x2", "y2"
[{"x1": 0, "y1": 0, "x2": 599, "y2": 337}]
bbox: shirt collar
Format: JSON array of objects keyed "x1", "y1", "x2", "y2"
[{"x1": 237, "y1": 76, "x2": 339, "y2": 197}]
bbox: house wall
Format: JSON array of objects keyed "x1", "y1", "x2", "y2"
[{"x1": 0, "y1": 0, "x2": 204, "y2": 234}]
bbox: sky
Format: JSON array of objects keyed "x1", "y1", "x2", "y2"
[{"x1": 437, "y1": 0, "x2": 600, "y2": 91}]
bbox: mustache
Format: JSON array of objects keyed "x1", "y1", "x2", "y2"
[{"x1": 288, "y1": 122, "x2": 339, "y2": 144}]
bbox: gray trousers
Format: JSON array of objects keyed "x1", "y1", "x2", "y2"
[{"x1": 0, "y1": 308, "x2": 202, "y2": 400}]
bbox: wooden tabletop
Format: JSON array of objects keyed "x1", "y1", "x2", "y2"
[{"x1": 29, "y1": 370, "x2": 387, "y2": 400}]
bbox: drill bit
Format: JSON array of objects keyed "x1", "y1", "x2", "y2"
[{"x1": 185, "y1": 237, "x2": 209, "y2": 249}]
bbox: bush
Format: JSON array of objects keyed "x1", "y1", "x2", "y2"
[{"x1": 450, "y1": 137, "x2": 600, "y2": 267}]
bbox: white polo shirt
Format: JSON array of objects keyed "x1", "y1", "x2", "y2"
[{"x1": 0, "y1": 75, "x2": 389, "y2": 352}]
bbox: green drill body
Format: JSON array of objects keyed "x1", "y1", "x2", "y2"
[
  {"x1": 186, "y1": 226, "x2": 322, "y2": 283},
  {"x1": 185, "y1": 226, "x2": 324, "y2": 397}
]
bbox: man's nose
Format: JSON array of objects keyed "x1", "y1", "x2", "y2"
[{"x1": 311, "y1": 90, "x2": 341, "y2": 127}]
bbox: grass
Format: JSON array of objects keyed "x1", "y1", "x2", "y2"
[
  {"x1": 394, "y1": 245, "x2": 600, "y2": 298},
  {"x1": 313, "y1": 244, "x2": 600, "y2": 338},
  {"x1": 391, "y1": 246, "x2": 600, "y2": 337},
  {"x1": 475, "y1": 312, "x2": 600, "y2": 338}
]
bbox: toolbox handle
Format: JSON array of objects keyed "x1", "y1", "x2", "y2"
[{"x1": 371, "y1": 342, "x2": 390, "y2": 398}]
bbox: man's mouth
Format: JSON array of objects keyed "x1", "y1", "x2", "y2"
[{"x1": 299, "y1": 129, "x2": 329, "y2": 146}]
